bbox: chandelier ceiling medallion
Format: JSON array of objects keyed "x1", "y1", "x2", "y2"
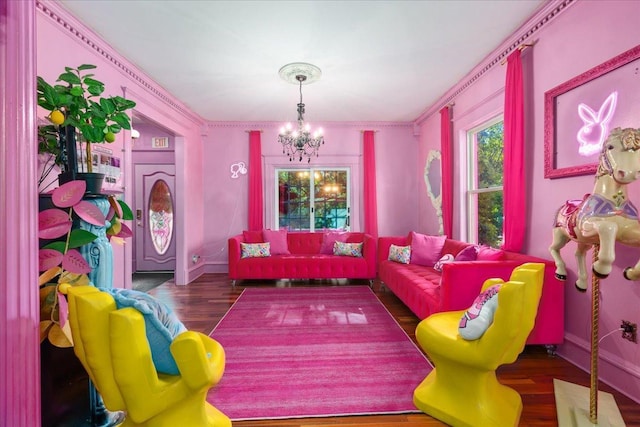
[{"x1": 278, "y1": 62, "x2": 324, "y2": 163}]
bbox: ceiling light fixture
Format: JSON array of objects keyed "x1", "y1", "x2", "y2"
[{"x1": 278, "y1": 62, "x2": 324, "y2": 163}]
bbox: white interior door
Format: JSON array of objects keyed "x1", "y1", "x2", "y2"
[{"x1": 134, "y1": 164, "x2": 176, "y2": 271}]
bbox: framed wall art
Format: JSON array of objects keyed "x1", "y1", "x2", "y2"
[{"x1": 544, "y1": 44, "x2": 640, "y2": 179}]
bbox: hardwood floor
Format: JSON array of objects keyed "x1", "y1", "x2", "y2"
[{"x1": 149, "y1": 274, "x2": 640, "y2": 427}]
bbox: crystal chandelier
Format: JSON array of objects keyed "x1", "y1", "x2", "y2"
[{"x1": 278, "y1": 63, "x2": 324, "y2": 163}]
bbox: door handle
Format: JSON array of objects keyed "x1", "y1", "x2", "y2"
[{"x1": 136, "y1": 209, "x2": 143, "y2": 227}]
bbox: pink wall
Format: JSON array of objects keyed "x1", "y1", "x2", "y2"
[
  {"x1": 36, "y1": 1, "x2": 207, "y2": 286},
  {"x1": 201, "y1": 122, "x2": 418, "y2": 270},
  {"x1": 417, "y1": 0, "x2": 640, "y2": 403}
]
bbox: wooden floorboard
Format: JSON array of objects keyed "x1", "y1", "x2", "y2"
[{"x1": 149, "y1": 275, "x2": 640, "y2": 427}]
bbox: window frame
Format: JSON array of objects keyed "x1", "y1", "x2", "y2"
[
  {"x1": 465, "y1": 114, "x2": 504, "y2": 246},
  {"x1": 273, "y1": 167, "x2": 351, "y2": 232}
]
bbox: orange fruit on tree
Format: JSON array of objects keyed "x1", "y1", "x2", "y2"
[
  {"x1": 104, "y1": 131, "x2": 116, "y2": 143},
  {"x1": 49, "y1": 110, "x2": 64, "y2": 125}
]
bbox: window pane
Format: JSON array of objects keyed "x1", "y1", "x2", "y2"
[
  {"x1": 477, "y1": 191, "x2": 503, "y2": 247},
  {"x1": 314, "y1": 170, "x2": 348, "y2": 230},
  {"x1": 148, "y1": 179, "x2": 174, "y2": 255},
  {"x1": 278, "y1": 170, "x2": 310, "y2": 231},
  {"x1": 277, "y1": 169, "x2": 349, "y2": 231},
  {"x1": 476, "y1": 121, "x2": 504, "y2": 189}
]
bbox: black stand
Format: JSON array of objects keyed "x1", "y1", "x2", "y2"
[{"x1": 89, "y1": 381, "x2": 124, "y2": 427}]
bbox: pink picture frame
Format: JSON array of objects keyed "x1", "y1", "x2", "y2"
[{"x1": 544, "y1": 44, "x2": 640, "y2": 179}]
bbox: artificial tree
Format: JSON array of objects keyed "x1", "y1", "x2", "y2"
[{"x1": 37, "y1": 64, "x2": 136, "y2": 189}]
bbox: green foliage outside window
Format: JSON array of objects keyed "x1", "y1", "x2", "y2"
[{"x1": 476, "y1": 121, "x2": 504, "y2": 247}]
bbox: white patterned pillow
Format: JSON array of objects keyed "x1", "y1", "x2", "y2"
[
  {"x1": 458, "y1": 284, "x2": 501, "y2": 340},
  {"x1": 388, "y1": 244, "x2": 411, "y2": 264},
  {"x1": 333, "y1": 241, "x2": 363, "y2": 257},
  {"x1": 241, "y1": 242, "x2": 270, "y2": 258},
  {"x1": 434, "y1": 253, "x2": 455, "y2": 272}
]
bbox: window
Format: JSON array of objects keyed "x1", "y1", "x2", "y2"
[
  {"x1": 277, "y1": 168, "x2": 350, "y2": 231},
  {"x1": 466, "y1": 118, "x2": 504, "y2": 247}
]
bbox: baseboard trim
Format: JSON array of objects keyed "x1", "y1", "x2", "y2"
[{"x1": 557, "y1": 332, "x2": 640, "y2": 404}]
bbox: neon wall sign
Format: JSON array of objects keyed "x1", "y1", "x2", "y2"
[{"x1": 576, "y1": 91, "x2": 617, "y2": 156}]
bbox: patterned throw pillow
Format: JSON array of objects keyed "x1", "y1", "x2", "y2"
[
  {"x1": 458, "y1": 284, "x2": 501, "y2": 340},
  {"x1": 333, "y1": 241, "x2": 363, "y2": 257},
  {"x1": 388, "y1": 244, "x2": 411, "y2": 264},
  {"x1": 433, "y1": 253, "x2": 455, "y2": 272},
  {"x1": 320, "y1": 231, "x2": 349, "y2": 254},
  {"x1": 241, "y1": 242, "x2": 270, "y2": 258}
]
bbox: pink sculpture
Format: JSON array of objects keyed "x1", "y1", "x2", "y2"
[{"x1": 549, "y1": 127, "x2": 640, "y2": 291}]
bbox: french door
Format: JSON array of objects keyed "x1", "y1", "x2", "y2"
[
  {"x1": 134, "y1": 164, "x2": 176, "y2": 271},
  {"x1": 276, "y1": 168, "x2": 350, "y2": 231}
]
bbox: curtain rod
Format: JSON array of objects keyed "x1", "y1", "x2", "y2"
[
  {"x1": 244, "y1": 130, "x2": 263, "y2": 133},
  {"x1": 500, "y1": 43, "x2": 534, "y2": 65}
]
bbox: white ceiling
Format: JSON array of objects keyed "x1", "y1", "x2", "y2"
[{"x1": 58, "y1": 0, "x2": 544, "y2": 123}]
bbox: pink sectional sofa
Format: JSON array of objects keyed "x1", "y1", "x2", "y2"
[
  {"x1": 378, "y1": 236, "x2": 565, "y2": 347},
  {"x1": 228, "y1": 231, "x2": 376, "y2": 284}
]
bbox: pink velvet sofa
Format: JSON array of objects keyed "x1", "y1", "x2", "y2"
[
  {"x1": 228, "y1": 231, "x2": 376, "y2": 284},
  {"x1": 378, "y1": 236, "x2": 565, "y2": 347}
]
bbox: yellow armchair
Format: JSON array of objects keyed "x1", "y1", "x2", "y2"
[
  {"x1": 413, "y1": 263, "x2": 545, "y2": 427},
  {"x1": 64, "y1": 285, "x2": 231, "y2": 427}
]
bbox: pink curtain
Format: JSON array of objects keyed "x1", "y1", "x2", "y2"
[
  {"x1": 440, "y1": 107, "x2": 453, "y2": 238},
  {"x1": 502, "y1": 50, "x2": 525, "y2": 252},
  {"x1": 363, "y1": 130, "x2": 378, "y2": 239},
  {"x1": 248, "y1": 130, "x2": 263, "y2": 231}
]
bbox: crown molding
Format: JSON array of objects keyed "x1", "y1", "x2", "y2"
[
  {"x1": 414, "y1": 0, "x2": 576, "y2": 125},
  {"x1": 36, "y1": 0, "x2": 204, "y2": 127}
]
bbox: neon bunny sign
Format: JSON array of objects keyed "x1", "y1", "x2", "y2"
[{"x1": 577, "y1": 91, "x2": 618, "y2": 156}]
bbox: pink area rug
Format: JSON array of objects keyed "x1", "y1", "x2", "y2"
[{"x1": 207, "y1": 286, "x2": 432, "y2": 421}]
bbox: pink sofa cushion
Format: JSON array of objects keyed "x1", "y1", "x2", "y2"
[
  {"x1": 320, "y1": 231, "x2": 350, "y2": 254},
  {"x1": 263, "y1": 229, "x2": 290, "y2": 255},
  {"x1": 455, "y1": 245, "x2": 478, "y2": 261},
  {"x1": 409, "y1": 232, "x2": 446, "y2": 267},
  {"x1": 477, "y1": 246, "x2": 505, "y2": 261},
  {"x1": 243, "y1": 230, "x2": 263, "y2": 243}
]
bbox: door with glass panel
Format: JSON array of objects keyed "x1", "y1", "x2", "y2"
[
  {"x1": 277, "y1": 168, "x2": 350, "y2": 231},
  {"x1": 134, "y1": 164, "x2": 176, "y2": 271}
]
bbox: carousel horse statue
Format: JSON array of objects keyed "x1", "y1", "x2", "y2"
[{"x1": 549, "y1": 127, "x2": 640, "y2": 291}]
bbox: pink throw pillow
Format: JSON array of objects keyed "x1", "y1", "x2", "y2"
[
  {"x1": 320, "y1": 232, "x2": 349, "y2": 255},
  {"x1": 242, "y1": 230, "x2": 263, "y2": 243},
  {"x1": 476, "y1": 246, "x2": 504, "y2": 261},
  {"x1": 262, "y1": 229, "x2": 290, "y2": 255},
  {"x1": 455, "y1": 245, "x2": 478, "y2": 261},
  {"x1": 409, "y1": 232, "x2": 447, "y2": 267}
]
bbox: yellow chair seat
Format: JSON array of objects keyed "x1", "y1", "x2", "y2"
[
  {"x1": 64, "y1": 285, "x2": 231, "y2": 427},
  {"x1": 413, "y1": 263, "x2": 545, "y2": 427}
]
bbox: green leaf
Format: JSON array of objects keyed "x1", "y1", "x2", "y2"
[
  {"x1": 58, "y1": 72, "x2": 81, "y2": 85},
  {"x1": 92, "y1": 117, "x2": 107, "y2": 129},
  {"x1": 83, "y1": 77, "x2": 104, "y2": 87},
  {"x1": 42, "y1": 241, "x2": 66, "y2": 253},
  {"x1": 77, "y1": 64, "x2": 97, "y2": 71},
  {"x1": 108, "y1": 124, "x2": 122, "y2": 134},
  {"x1": 68, "y1": 229, "x2": 98, "y2": 248},
  {"x1": 118, "y1": 200, "x2": 134, "y2": 220},
  {"x1": 69, "y1": 86, "x2": 84, "y2": 97},
  {"x1": 100, "y1": 98, "x2": 116, "y2": 115},
  {"x1": 87, "y1": 84, "x2": 105, "y2": 97},
  {"x1": 112, "y1": 113, "x2": 132, "y2": 130}
]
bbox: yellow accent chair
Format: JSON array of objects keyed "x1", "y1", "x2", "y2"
[
  {"x1": 413, "y1": 262, "x2": 545, "y2": 427},
  {"x1": 64, "y1": 285, "x2": 231, "y2": 427}
]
